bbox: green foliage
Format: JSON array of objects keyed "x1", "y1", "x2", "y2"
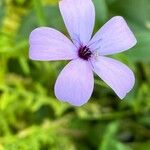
[
  {"x1": 0, "y1": 0, "x2": 5, "y2": 27},
  {"x1": 0, "y1": 0, "x2": 150, "y2": 149}
]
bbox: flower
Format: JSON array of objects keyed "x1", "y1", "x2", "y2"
[{"x1": 29, "y1": 0, "x2": 137, "y2": 106}]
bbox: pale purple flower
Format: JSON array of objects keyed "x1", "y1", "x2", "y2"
[{"x1": 29, "y1": 0, "x2": 137, "y2": 106}]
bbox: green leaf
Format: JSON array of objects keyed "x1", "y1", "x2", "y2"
[
  {"x1": 99, "y1": 121, "x2": 119, "y2": 150},
  {"x1": 33, "y1": 0, "x2": 47, "y2": 26},
  {"x1": 125, "y1": 31, "x2": 150, "y2": 62},
  {"x1": 93, "y1": 0, "x2": 109, "y2": 23},
  {"x1": 132, "y1": 141, "x2": 150, "y2": 150},
  {"x1": 0, "y1": 0, "x2": 5, "y2": 28},
  {"x1": 99, "y1": 121, "x2": 131, "y2": 150},
  {"x1": 109, "y1": 0, "x2": 150, "y2": 30}
]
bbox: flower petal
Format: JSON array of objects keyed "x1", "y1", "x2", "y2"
[
  {"x1": 55, "y1": 59, "x2": 94, "y2": 106},
  {"x1": 29, "y1": 27, "x2": 77, "y2": 61},
  {"x1": 91, "y1": 56, "x2": 135, "y2": 99},
  {"x1": 88, "y1": 16, "x2": 137, "y2": 55},
  {"x1": 59, "y1": 0, "x2": 95, "y2": 45}
]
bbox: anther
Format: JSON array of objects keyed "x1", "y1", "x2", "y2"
[{"x1": 78, "y1": 45, "x2": 92, "y2": 60}]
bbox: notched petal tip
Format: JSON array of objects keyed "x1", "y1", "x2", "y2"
[
  {"x1": 29, "y1": 27, "x2": 47, "y2": 44},
  {"x1": 118, "y1": 71, "x2": 135, "y2": 100}
]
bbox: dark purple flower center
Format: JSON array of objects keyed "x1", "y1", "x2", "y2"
[{"x1": 78, "y1": 45, "x2": 92, "y2": 60}]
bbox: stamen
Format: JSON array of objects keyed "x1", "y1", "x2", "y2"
[
  {"x1": 91, "y1": 50, "x2": 100, "y2": 61},
  {"x1": 78, "y1": 45, "x2": 92, "y2": 60}
]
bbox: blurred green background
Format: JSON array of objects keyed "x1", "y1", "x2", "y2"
[{"x1": 0, "y1": 0, "x2": 150, "y2": 149}]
